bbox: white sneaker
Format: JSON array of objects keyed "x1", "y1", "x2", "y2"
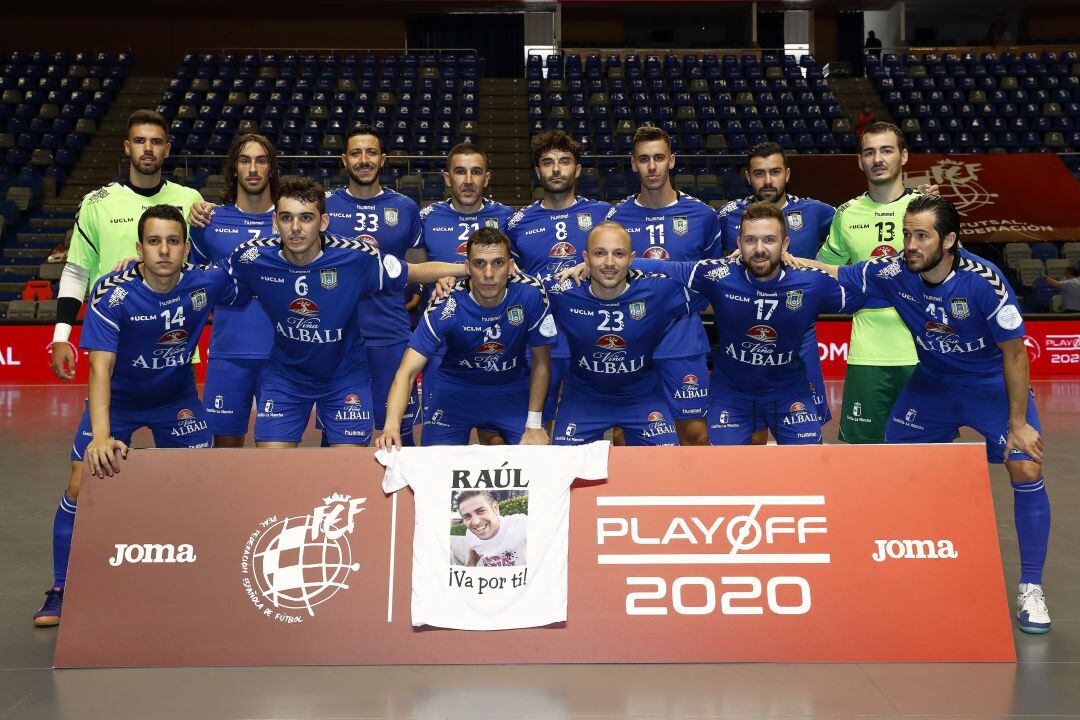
[{"x1": 1017, "y1": 583, "x2": 1051, "y2": 634}]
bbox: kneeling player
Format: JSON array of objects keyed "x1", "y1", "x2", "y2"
[
  {"x1": 546, "y1": 221, "x2": 693, "y2": 446},
  {"x1": 377, "y1": 228, "x2": 555, "y2": 448},
  {"x1": 802, "y1": 195, "x2": 1052, "y2": 634},
  {"x1": 34, "y1": 205, "x2": 247, "y2": 627}
]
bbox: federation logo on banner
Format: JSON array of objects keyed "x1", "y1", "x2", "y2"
[
  {"x1": 904, "y1": 158, "x2": 998, "y2": 217},
  {"x1": 241, "y1": 493, "x2": 366, "y2": 621},
  {"x1": 384, "y1": 208, "x2": 399, "y2": 227}
]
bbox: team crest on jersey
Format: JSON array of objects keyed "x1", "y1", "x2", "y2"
[
  {"x1": 189, "y1": 289, "x2": 207, "y2": 311},
  {"x1": 629, "y1": 300, "x2": 646, "y2": 320},
  {"x1": 484, "y1": 218, "x2": 500, "y2": 229},
  {"x1": 507, "y1": 305, "x2": 524, "y2": 325},
  {"x1": 786, "y1": 211, "x2": 803, "y2": 232},
  {"x1": 950, "y1": 297, "x2": 970, "y2": 320},
  {"x1": 321, "y1": 268, "x2": 338, "y2": 290},
  {"x1": 785, "y1": 289, "x2": 803, "y2": 311},
  {"x1": 672, "y1": 216, "x2": 688, "y2": 236},
  {"x1": 108, "y1": 286, "x2": 128, "y2": 308},
  {"x1": 577, "y1": 213, "x2": 593, "y2": 231},
  {"x1": 383, "y1": 208, "x2": 399, "y2": 227},
  {"x1": 239, "y1": 246, "x2": 260, "y2": 264},
  {"x1": 704, "y1": 264, "x2": 731, "y2": 281}
]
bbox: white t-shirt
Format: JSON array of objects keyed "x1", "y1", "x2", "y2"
[{"x1": 378, "y1": 442, "x2": 609, "y2": 631}]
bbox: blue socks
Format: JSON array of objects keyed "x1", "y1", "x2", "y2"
[
  {"x1": 52, "y1": 493, "x2": 77, "y2": 588},
  {"x1": 1013, "y1": 477, "x2": 1051, "y2": 585}
]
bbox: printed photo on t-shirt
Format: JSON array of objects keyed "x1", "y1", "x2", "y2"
[{"x1": 450, "y1": 489, "x2": 528, "y2": 568}]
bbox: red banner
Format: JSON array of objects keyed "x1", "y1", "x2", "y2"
[
  {"x1": 787, "y1": 153, "x2": 1080, "y2": 242},
  {"x1": 55, "y1": 445, "x2": 1014, "y2": 667}
]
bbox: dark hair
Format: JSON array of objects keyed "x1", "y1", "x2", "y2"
[
  {"x1": 345, "y1": 124, "x2": 384, "y2": 153},
  {"x1": 127, "y1": 108, "x2": 168, "y2": 136},
  {"x1": 632, "y1": 125, "x2": 672, "y2": 153},
  {"x1": 747, "y1": 141, "x2": 786, "y2": 166},
  {"x1": 858, "y1": 121, "x2": 907, "y2": 152},
  {"x1": 222, "y1": 133, "x2": 280, "y2": 205},
  {"x1": 905, "y1": 194, "x2": 961, "y2": 247},
  {"x1": 741, "y1": 200, "x2": 788, "y2": 236},
  {"x1": 447, "y1": 141, "x2": 488, "y2": 169},
  {"x1": 455, "y1": 490, "x2": 497, "y2": 509},
  {"x1": 465, "y1": 226, "x2": 511, "y2": 257},
  {"x1": 137, "y1": 204, "x2": 187, "y2": 242},
  {"x1": 531, "y1": 129, "x2": 583, "y2": 167},
  {"x1": 277, "y1": 176, "x2": 326, "y2": 214}
]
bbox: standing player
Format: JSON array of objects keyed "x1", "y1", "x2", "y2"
[
  {"x1": 507, "y1": 130, "x2": 612, "y2": 428},
  {"x1": 34, "y1": 205, "x2": 246, "y2": 627},
  {"x1": 187, "y1": 133, "x2": 278, "y2": 447},
  {"x1": 817, "y1": 121, "x2": 921, "y2": 443},
  {"x1": 546, "y1": 221, "x2": 693, "y2": 447},
  {"x1": 377, "y1": 228, "x2": 556, "y2": 448},
  {"x1": 717, "y1": 142, "x2": 836, "y2": 438},
  {"x1": 607, "y1": 126, "x2": 722, "y2": 446},
  {"x1": 634, "y1": 202, "x2": 858, "y2": 445},
  {"x1": 325, "y1": 125, "x2": 423, "y2": 443},
  {"x1": 802, "y1": 195, "x2": 1052, "y2": 633},
  {"x1": 225, "y1": 177, "x2": 466, "y2": 448},
  {"x1": 50, "y1": 110, "x2": 202, "y2": 382}
]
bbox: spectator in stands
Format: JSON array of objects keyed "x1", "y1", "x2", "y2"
[
  {"x1": 1044, "y1": 266, "x2": 1080, "y2": 311},
  {"x1": 864, "y1": 31, "x2": 883, "y2": 59},
  {"x1": 854, "y1": 102, "x2": 876, "y2": 137}
]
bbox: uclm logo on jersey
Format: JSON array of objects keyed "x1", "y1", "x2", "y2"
[
  {"x1": 871, "y1": 245, "x2": 898, "y2": 257},
  {"x1": 549, "y1": 242, "x2": 577, "y2": 259},
  {"x1": 596, "y1": 334, "x2": 627, "y2": 350},
  {"x1": 289, "y1": 298, "x2": 320, "y2": 316},
  {"x1": 642, "y1": 246, "x2": 670, "y2": 259},
  {"x1": 925, "y1": 321, "x2": 956, "y2": 335},
  {"x1": 157, "y1": 329, "x2": 189, "y2": 346},
  {"x1": 746, "y1": 325, "x2": 778, "y2": 343},
  {"x1": 476, "y1": 341, "x2": 506, "y2": 354}
]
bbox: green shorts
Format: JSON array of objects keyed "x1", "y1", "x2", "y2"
[{"x1": 838, "y1": 364, "x2": 917, "y2": 444}]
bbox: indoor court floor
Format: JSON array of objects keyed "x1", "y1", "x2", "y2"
[{"x1": 1, "y1": 381, "x2": 1078, "y2": 720}]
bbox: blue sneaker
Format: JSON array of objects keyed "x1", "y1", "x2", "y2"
[
  {"x1": 33, "y1": 587, "x2": 63, "y2": 628},
  {"x1": 1017, "y1": 583, "x2": 1051, "y2": 634}
]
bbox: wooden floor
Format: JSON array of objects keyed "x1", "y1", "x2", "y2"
[{"x1": 1, "y1": 381, "x2": 1078, "y2": 720}]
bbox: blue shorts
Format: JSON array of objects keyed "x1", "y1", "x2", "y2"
[
  {"x1": 709, "y1": 381, "x2": 822, "y2": 446},
  {"x1": 542, "y1": 357, "x2": 570, "y2": 425},
  {"x1": 255, "y1": 368, "x2": 374, "y2": 445},
  {"x1": 367, "y1": 341, "x2": 417, "y2": 432},
  {"x1": 71, "y1": 395, "x2": 212, "y2": 461},
  {"x1": 753, "y1": 329, "x2": 831, "y2": 432},
  {"x1": 202, "y1": 357, "x2": 268, "y2": 437},
  {"x1": 656, "y1": 356, "x2": 709, "y2": 421},
  {"x1": 422, "y1": 381, "x2": 529, "y2": 445},
  {"x1": 552, "y1": 386, "x2": 679, "y2": 446},
  {"x1": 885, "y1": 367, "x2": 1042, "y2": 464}
]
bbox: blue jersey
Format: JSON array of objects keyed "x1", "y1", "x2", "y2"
[
  {"x1": 417, "y1": 198, "x2": 514, "y2": 263},
  {"x1": 324, "y1": 187, "x2": 422, "y2": 346},
  {"x1": 543, "y1": 271, "x2": 692, "y2": 399},
  {"x1": 507, "y1": 196, "x2": 612, "y2": 360},
  {"x1": 717, "y1": 194, "x2": 835, "y2": 258},
  {"x1": 411, "y1": 274, "x2": 557, "y2": 388},
  {"x1": 188, "y1": 203, "x2": 276, "y2": 359},
  {"x1": 838, "y1": 248, "x2": 1024, "y2": 380},
  {"x1": 225, "y1": 233, "x2": 408, "y2": 382},
  {"x1": 636, "y1": 258, "x2": 854, "y2": 399},
  {"x1": 80, "y1": 263, "x2": 246, "y2": 409},
  {"x1": 606, "y1": 192, "x2": 722, "y2": 358}
]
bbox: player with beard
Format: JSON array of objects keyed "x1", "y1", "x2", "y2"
[
  {"x1": 377, "y1": 228, "x2": 556, "y2": 449},
  {"x1": 507, "y1": 130, "x2": 612, "y2": 429},
  {"x1": 606, "y1": 126, "x2": 723, "y2": 446},
  {"x1": 717, "y1": 142, "x2": 836, "y2": 441},
  {"x1": 795, "y1": 195, "x2": 1052, "y2": 634},
  {"x1": 324, "y1": 125, "x2": 423, "y2": 444},
  {"x1": 50, "y1": 110, "x2": 202, "y2": 384},
  {"x1": 184, "y1": 134, "x2": 278, "y2": 447},
  {"x1": 817, "y1": 122, "x2": 922, "y2": 443}
]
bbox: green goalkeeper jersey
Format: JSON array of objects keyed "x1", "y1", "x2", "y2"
[
  {"x1": 67, "y1": 180, "x2": 203, "y2": 290},
  {"x1": 817, "y1": 188, "x2": 920, "y2": 366}
]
